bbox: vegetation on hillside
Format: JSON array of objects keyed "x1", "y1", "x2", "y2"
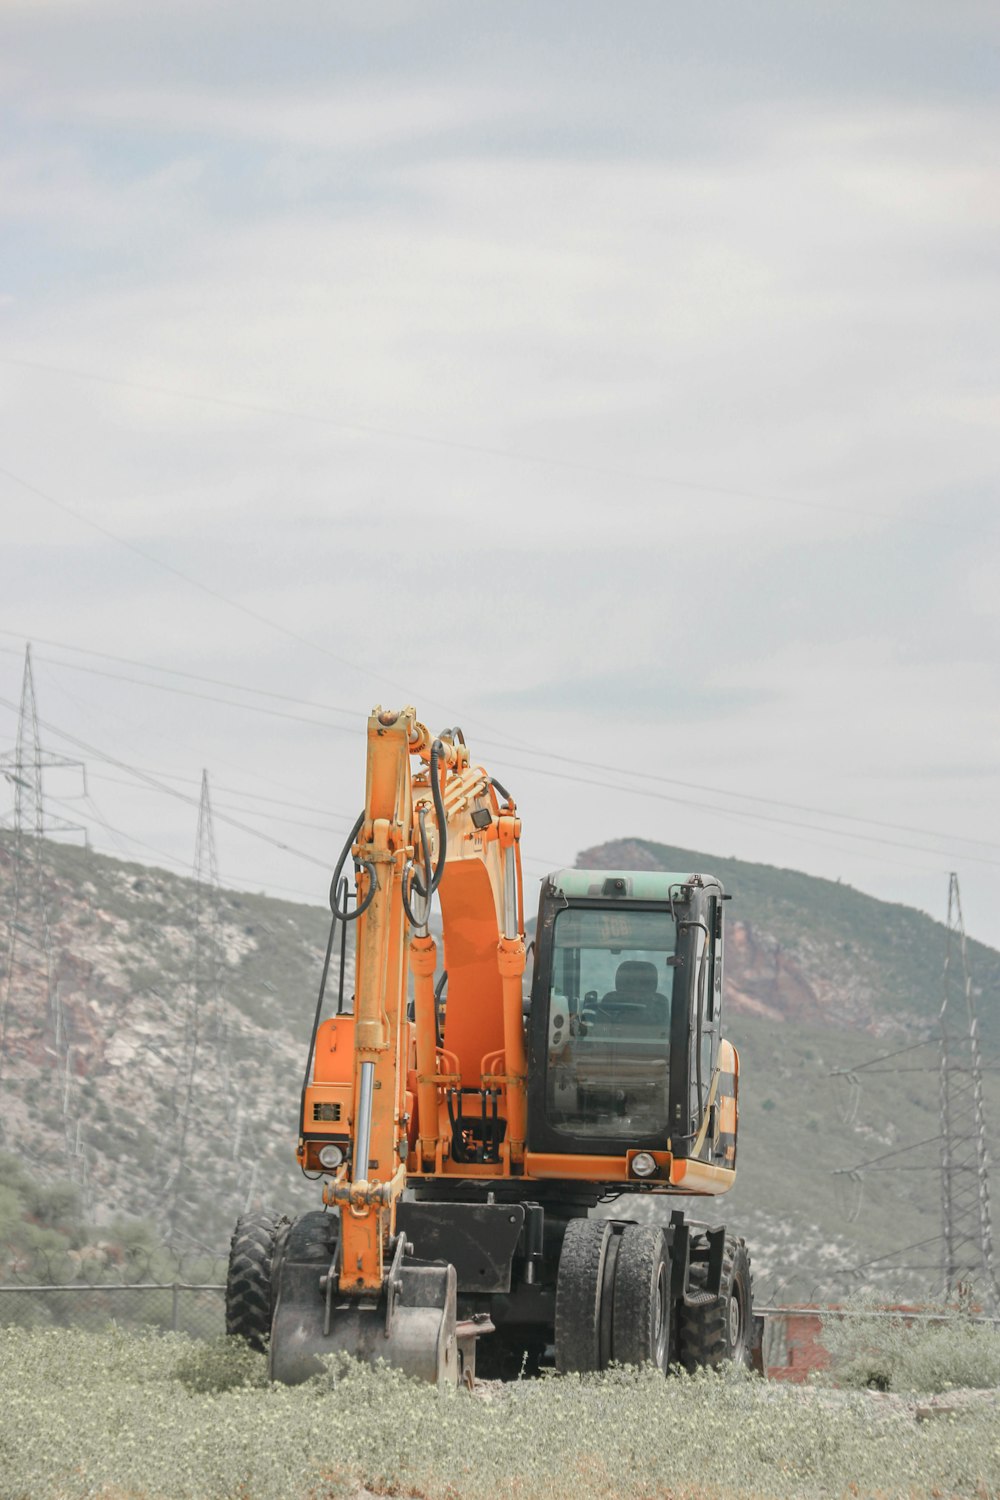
[{"x1": 0, "y1": 1152, "x2": 224, "y2": 1335}]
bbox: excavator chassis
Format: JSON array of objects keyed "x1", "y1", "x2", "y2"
[{"x1": 258, "y1": 1191, "x2": 758, "y2": 1385}]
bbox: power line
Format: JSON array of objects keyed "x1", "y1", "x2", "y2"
[
  {"x1": 6, "y1": 641, "x2": 997, "y2": 873},
  {"x1": 27, "y1": 640, "x2": 337, "y2": 820},
  {"x1": 5, "y1": 631, "x2": 998, "y2": 856},
  {"x1": 17, "y1": 660, "x2": 566, "y2": 862},
  {"x1": 89, "y1": 767, "x2": 357, "y2": 824},
  {"x1": 51, "y1": 793, "x2": 330, "y2": 904},
  {"x1": 0, "y1": 690, "x2": 331, "y2": 870},
  {"x1": 0, "y1": 649, "x2": 362, "y2": 736},
  {"x1": 4, "y1": 353, "x2": 996, "y2": 538},
  {"x1": 491, "y1": 751, "x2": 1000, "y2": 870},
  {"x1": 0, "y1": 464, "x2": 536, "y2": 750},
  {"x1": 0, "y1": 632, "x2": 360, "y2": 721}
]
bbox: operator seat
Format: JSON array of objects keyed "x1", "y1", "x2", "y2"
[{"x1": 599, "y1": 959, "x2": 670, "y2": 1030}]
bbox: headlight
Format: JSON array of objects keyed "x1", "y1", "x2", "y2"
[
  {"x1": 318, "y1": 1143, "x2": 344, "y2": 1170},
  {"x1": 631, "y1": 1151, "x2": 657, "y2": 1178}
]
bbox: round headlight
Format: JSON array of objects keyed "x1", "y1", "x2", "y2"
[
  {"x1": 631, "y1": 1151, "x2": 658, "y2": 1178},
  {"x1": 318, "y1": 1143, "x2": 344, "y2": 1170}
]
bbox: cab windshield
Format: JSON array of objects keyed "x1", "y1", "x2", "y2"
[{"x1": 545, "y1": 905, "x2": 676, "y2": 1140}]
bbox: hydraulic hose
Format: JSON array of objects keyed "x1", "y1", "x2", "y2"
[
  {"x1": 434, "y1": 969, "x2": 448, "y2": 1048},
  {"x1": 490, "y1": 775, "x2": 513, "y2": 806},
  {"x1": 409, "y1": 806, "x2": 434, "y2": 897},
  {"x1": 404, "y1": 742, "x2": 448, "y2": 934},
  {"x1": 401, "y1": 860, "x2": 428, "y2": 930},
  {"x1": 328, "y1": 812, "x2": 378, "y2": 922},
  {"x1": 425, "y1": 739, "x2": 448, "y2": 893}
]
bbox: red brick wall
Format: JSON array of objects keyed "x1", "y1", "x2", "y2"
[{"x1": 766, "y1": 1309, "x2": 830, "y2": 1382}]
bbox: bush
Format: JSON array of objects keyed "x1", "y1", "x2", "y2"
[
  {"x1": 821, "y1": 1292, "x2": 1000, "y2": 1393},
  {"x1": 175, "y1": 1334, "x2": 268, "y2": 1393}
]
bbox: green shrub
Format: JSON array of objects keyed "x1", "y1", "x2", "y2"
[
  {"x1": 175, "y1": 1334, "x2": 268, "y2": 1393},
  {"x1": 821, "y1": 1292, "x2": 1000, "y2": 1393}
]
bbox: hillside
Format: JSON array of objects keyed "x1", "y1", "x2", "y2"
[
  {"x1": 0, "y1": 833, "x2": 997, "y2": 1303},
  {"x1": 0, "y1": 834, "x2": 331, "y2": 1257}
]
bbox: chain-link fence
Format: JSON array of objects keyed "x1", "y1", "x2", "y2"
[
  {"x1": 4, "y1": 1241, "x2": 999, "y2": 1377},
  {"x1": 0, "y1": 1243, "x2": 228, "y2": 1339}
]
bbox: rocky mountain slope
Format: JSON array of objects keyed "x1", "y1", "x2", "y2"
[
  {"x1": 0, "y1": 835, "x2": 332, "y2": 1257},
  {"x1": 1, "y1": 833, "x2": 997, "y2": 1302}
]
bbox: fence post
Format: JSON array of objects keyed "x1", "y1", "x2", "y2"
[{"x1": 171, "y1": 1282, "x2": 180, "y2": 1333}]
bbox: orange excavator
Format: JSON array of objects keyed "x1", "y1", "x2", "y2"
[{"x1": 225, "y1": 708, "x2": 754, "y2": 1383}]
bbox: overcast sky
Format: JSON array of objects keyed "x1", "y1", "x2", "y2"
[{"x1": 2, "y1": 1, "x2": 999, "y2": 952}]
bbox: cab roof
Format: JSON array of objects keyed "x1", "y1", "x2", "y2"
[{"x1": 546, "y1": 868, "x2": 723, "y2": 900}]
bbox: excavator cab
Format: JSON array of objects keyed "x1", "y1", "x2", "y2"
[{"x1": 526, "y1": 869, "x2": 736, "y2": 1183}]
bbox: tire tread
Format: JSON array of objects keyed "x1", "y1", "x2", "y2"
[
  {"x1": 612, "y1": 1224, "x2": 670, "y2": 1369},
  {"x1": 677, "y1": 1232, "x2": 753, "y2": 1372},
  {"x1": 225, "y1": 1209, "x2": 288, "y2": 1350},
  {"x1": 554, "y1": 1219, "x2": 611, "y2": 1373}
]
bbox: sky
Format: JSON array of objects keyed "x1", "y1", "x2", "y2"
[{"x1": 1, "y1": 1, "x2": 999, "y2": 950}]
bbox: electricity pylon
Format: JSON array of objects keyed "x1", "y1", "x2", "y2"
[
  {"x1": 0, "y1": 645, "x2": 86, "y2": 1145},
  {"x1": 167, "y1": 770, "x2": 253, "y2": 1243},
  {"x1": 938, "y1": 873, "x2": 998, "y2": 1310}
]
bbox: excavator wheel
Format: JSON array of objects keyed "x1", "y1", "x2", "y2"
[
  {"x1": 677, "y1": 1232, "x2": 753, "y2": 1372},
  {"x1": 554, "y1": 1218, "x2": 612, "y2": 1373},
  {"x1": 612, "y1": 1224, "x2": 671, "y2": 1372},
  {"x1": 225, "y1": 1209, "x2": 289, "y2": 1351}
]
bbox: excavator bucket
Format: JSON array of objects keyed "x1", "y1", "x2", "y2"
[{"x1": 268, "y1": 1212, "x2": 474, "y2": 1388}]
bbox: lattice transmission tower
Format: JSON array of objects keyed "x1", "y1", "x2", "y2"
[
  {"x1": 938, "y1": 873, "x2": 998, "y2": 1310},
  {"x1": 166, "y1": 770, "x2": 256, "y2": 1243},
  {"x1": 0, "y1": 645, "x2": 87, "y2": 1147}
]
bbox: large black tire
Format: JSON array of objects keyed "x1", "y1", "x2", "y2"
[
  {"x1": 225, "y1": 1209, "x2": 288, "y2": 1351},
  {"x1": 677, "y1": 1232, "x2": 753, "y2": 1372},
  {"x1": 554, "y1": 1218, "x2": 611, "y2": 1373},
  {"x1": 612, "y1": 1224, "x2": 671, "y2": 1371}
]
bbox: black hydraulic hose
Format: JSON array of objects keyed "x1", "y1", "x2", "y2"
[
  {"x1": 434, "y1": 969, "x2": 448, "y2": 1047},
  {"x1": 328, "y1": 812, "x2": 378, "y2": 921},
  {"x1": 403, "y1": 801, "x2": 436, "y2": 928},
  {"x1": 409, "y1": 805, "x2": 434, "y2": 898},
  {"x1": 401, "y1": 861, "x2": 426, "y2": 929},
  {"x1": 490, "y1": 775, "x2": 513, "y2": 806},
  {"x1": 426, "y1": 739, "x2": 448, "y2": 893}
]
